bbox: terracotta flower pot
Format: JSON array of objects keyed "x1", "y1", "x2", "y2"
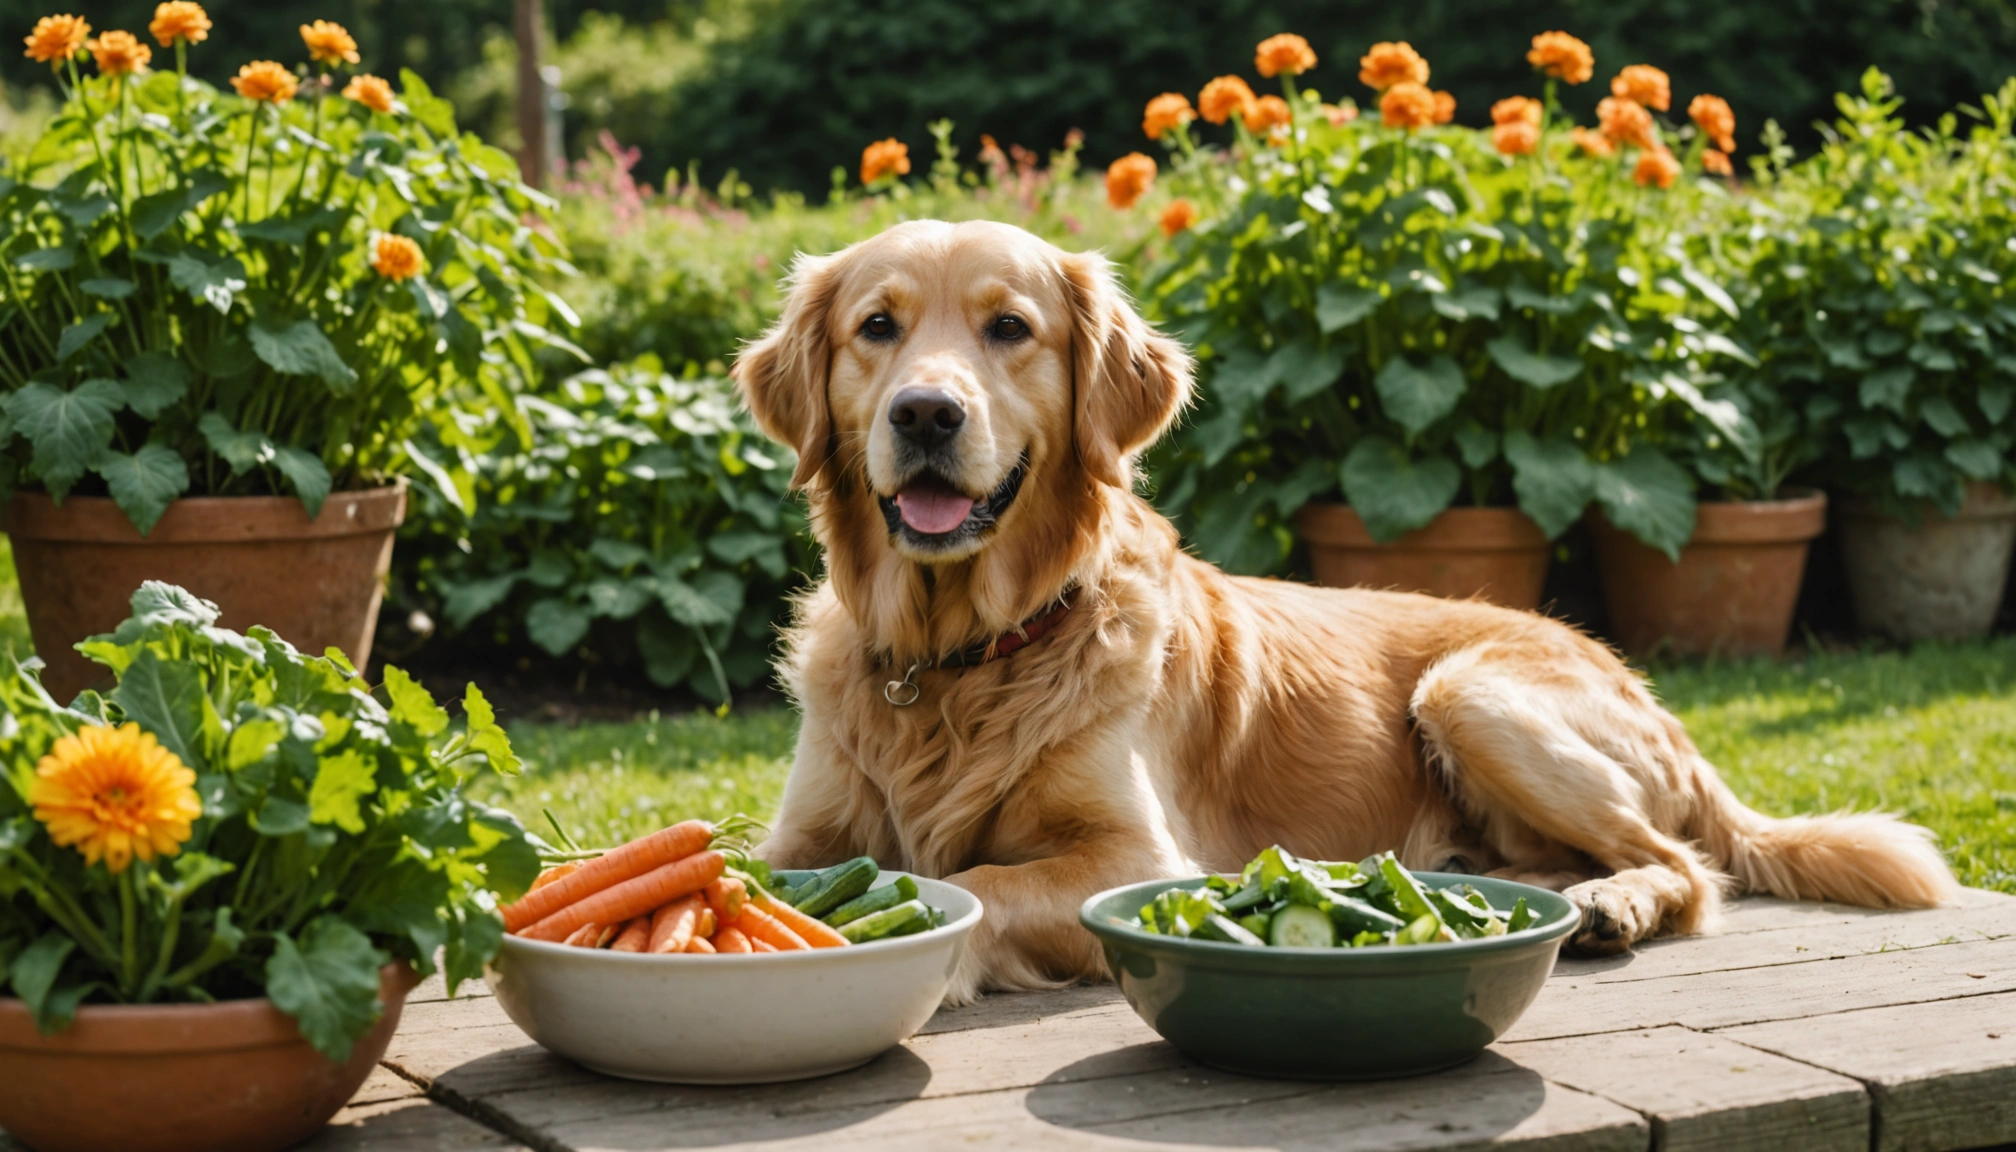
[
  {"x1": 3, "y1": 483, "x2": 406, "y2": 701},
  {"x1": 1838, "y1": 480, "x2": 2016, "y2": 642},
  {"x1": 1295, "y1": 503, "x2": 1550, "y2": 609},
  {"x1": 0, "y1": 963, "x2": 417, "y2": 1152},
  {"x1": 1591, "y1": 489, "x2": 1827, "y2": 658}
]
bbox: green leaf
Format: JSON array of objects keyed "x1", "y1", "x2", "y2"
[
  {"x1": 128, "y1": 171, "x2": 229, "y2": 240},
  {"x1": 234, "y1": 206, "x2": 344, "y2": 245},
  {"x1": 251, "y1": 796, "x2": 310, "y2": 835},
  {"x1": 1503, "y1": 431, "x2": 1595, "y2": 539},
  {"x1": 3, "y1": 380, "x2": 124, "y2": 498},
  {"x1": 1945, "y1": 439, "x2": 2004, "y2": 480},
  {"x1": 443, "y1": 908, "x2": 503, "y2": 993},
  {"x1": 1594, "y1": 449, "x2": 1697, "y2": 560},
  {"x1": 272, "y1": 447, "x2": 332, "y2": 518},
  {"x1": 1373, "y1": 354, "x2": 1465, "y2": 437},
  {"x1": 113, "y1": 581, "x2": 219, "y2": 641},
  {"x1": 17, "y1": 246, "x2": 75, "y2": 272},
  {"x1": 463, "y1": 684, "x2": 522, "y2": 775},
  {"x1": 56, "y1": 313, "x2": 112, "y2": 362},
  {"x1": 525, "y1": 598, "x2": 591, "y2": 655},
  {"x1": 121, "y1": 352, "x2": 191, "y2": 418},
  {"x1": 197, "y1": 412, "x2": 273, "y2": 474},
  {"x1": 382, "y1": 666, "x2": 448, "y2": 737},
  {"x1": 110, "y1": 649, "x2": 207, "y2": 769},
  {"x1": 308, "y1": 749, "x2": 377, "y2": 834},
  {"x1": 1430, "y1": 285, "x2": 1501, "y2": 321},
  {"x1": 168, "y1": 251, "x2": 247, "y2": 313},
  {"x1": 1339, "y1": 437, "x2": 1460, "y2": 541},
  {"x1": 226, "y1": 717, "x2": 286, "y2": 770},
  {"x1": 265, "y1": 917, "x2": 386, "y2": 1063},
  {"x1": 657, "y1": 573, "x2": 735, "y2": 628},
  {"x1": 584, "y1": 577, "x2": 653, "y2": 619},
  {"x1": 80, "y1": 277, "x2": 136, "y2": 299},
  {"x1": 1859, "y1": 366, "x2": 1915, "y2": 414},
  {"x1": 1894, "y1": 453, "x2": 1960, "y2": 507},
  {"x1": 441, "y1": 574, "x2": 515, "y2": 630},
  {"x1": 10, "y1": 933, "x2": 77, "y2": 1033},
  {"x1": 1453, "y1": 424, "x2": 1499, "y2": 469},
  {"x1": 1486, "y1": 333, "x2": 1582, "y2": 389},
  {"x1": 1276, "y1": 340, "x2": 1348, "y2": 403},
  {"x1": 1680, "y1": 265, "x2": 1738, "y2": 318},
  {"x1": 94, "y1": 443, "x2": 190, "y2": 535},
  {"x1": 1982, "y1": 385, "x2": 2014, "y2": 426},
  {"x1": 250, "y1": 319, "x2": 357, "y2": 391},
  {"x1": 1208, "y1": 347, "x2": 1280, "y2": 407},
  {"x1": 1316, "y1": 284, "x2": 1381, "y2": 332},
  {"x1": 1920, "y1": 397, "x2": 1970, "y2": 438}
]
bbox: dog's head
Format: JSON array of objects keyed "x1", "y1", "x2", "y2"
[{"x1": 736, "y1": 221, "x2": 1190, "y2": 629}]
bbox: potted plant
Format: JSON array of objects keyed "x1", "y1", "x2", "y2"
[
  {"x1": 1731, "y1": 71, "x2": 2016, "y2": 642},
  {"x1": 0, "y1": 581, "x2": 537, "y2": 1152},
  {"x1": 1131, "y1": 34, "x2": 1740, "y2": 609},
  {"x1": 0, "y1": 9, "x2": 576, "y2": 699}
]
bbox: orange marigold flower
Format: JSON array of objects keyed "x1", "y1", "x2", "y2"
[
  {"x1": 1105, "y1": 151, "x2": 1156, "y2": 210},
  {"x1": 1491, "y1": 96, "x2": 1542, "y2": 127},
  {"x1": 299, "y1": 19, "x2": 358, "y2": 66},
  {"x1": 88, "y1": 29, "x2": 149, "y2": 75},
  {"x1": 342, "y1": 73, "x2": 394, "y2": 114},
  {"x1": 1688, "y1": 93, "x2": 1736, "y2": 152},
  {"x1": 24, "y1": 14, "x2": 88, "y2": 63},
  {"x1": 148, "y1": 2, "x2": 209, "y2": 47},
  {"x1": 1244, "y1": 93, "x2": 1292, "y2": 136},
  {"x1": 1198, "y1": 74, "x2": 1257, "y2": 125},
  {"x1": 30, "y1": 723, "x2": 200, "y2": 874},
  {"x1": 1358, "y1": 41, "x2": 1428, "y2": 90},
  {"x1": 1597, "y1": 95, "x2": 1658, "y2": 150},
  {"x1": 1570, "y1": 125, "x2": 1615, "y2": 158},
  {"x1": 1611, "y1": 64, "x2": 1670, "y2": 112},
  {"x1": 1255, "y1": 32, "x2": 1317, "y2": 78},
  {"x1": 860, "y1": 137, "x2": 909, "y2": 185},
  {"x1": 1430, "y1": 90, "x2": 1456, "y2": 125},
  {"x1": 1494, "y1": 120, "x2": 1539, "y2": 156},
  {"x1": 371, "y1": 232, "x2": 424, "y2": 280},
  {"x1": 1318, "y1": 102, "x2": 1357, "y2": 126},
  {"x1": 1379, "y1": 81, "x2": 1437, "y2": 131},
  {"x1": 1702, "y1": 147, "x2": 1733, "y2": 176},
  {"x1": 1527, "y1": 31, "x2": 1593, "y2": 84},
  {"x1": 1142, "y1": 92, "x2": 1196, "y2": 140},
  {"x1": 231, "y1": 60, "x2": 297, "y2": 103},
  {"x1": 1160, "y1": 198, "x2": 1198, "y2": 238},
  {"x1": 1633, "y1": 147, "x2": 1680, "y2": 189}
]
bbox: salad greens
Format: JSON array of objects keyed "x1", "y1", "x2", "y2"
[{"x1": 1136, "y1": 846, "x2": 1538, "y2": 948}]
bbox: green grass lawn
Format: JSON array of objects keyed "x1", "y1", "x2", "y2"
[{"x1": 1, "y1": 534, "x2": 2009, "y2": 892}]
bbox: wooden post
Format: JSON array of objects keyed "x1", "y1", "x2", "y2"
[{"x1": 513, "y1": 0, "x2": 546, "y2": 187}]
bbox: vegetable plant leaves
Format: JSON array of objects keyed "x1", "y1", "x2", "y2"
[
  {"x1": 94, "y1": 443, "x2": 191, "y2": 535},
  {"x1": 1373, "y1": 354, "x2": 1465, "y2": 437},
  {"x1": 109, "y1": 649, "x2": 207, "y2": 770},
  {"x1": 265, "y1": 918, "x2": 386, "y2": 1063},
  {"x1": 1594, "y1": 448, "x2": 1697, "y2": 561},
  {"x1": 1486, "y1": 333, "x2": 1583, "y2": 389},
  {"x1": 3, "y1": 380, "x2": 125, "y2": 499},
  {"x1": 1340, "y1": 437, "x2": 1460, "y2": 541},
  {"x1": 249, "y1": 319, "x2": 358, "y2": 392},
  {"x1": 1503, "y1": 431, "x2": 1596, "y2": 539}
]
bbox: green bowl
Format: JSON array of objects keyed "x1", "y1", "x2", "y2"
[{"x1": 1079, "y1": 872, "x2": 1578, "y2": 1080}]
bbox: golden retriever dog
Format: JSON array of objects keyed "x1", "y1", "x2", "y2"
[{"x1": 734, "y1": 219, "x2": 1958, "y2": 1003}]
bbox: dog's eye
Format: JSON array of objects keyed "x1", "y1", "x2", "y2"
[
  {"x1": 861, "y1": 313, "x2": 897, "y2": 341},
  {"x1": 990, "y1": 315, "x2": 1029, "y2": 342}
]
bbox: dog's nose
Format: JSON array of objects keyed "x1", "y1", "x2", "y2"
[{"x1": 888, "y1": 386, "x2": 966, "y2": 447}]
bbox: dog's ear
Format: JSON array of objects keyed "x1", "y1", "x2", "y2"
[
  {"x1": 735, "y1": 252, "x2": 841, "y2": 490},
  {"x1": 1060, "y1": 250, "x2": 1194, "y2": 489}
]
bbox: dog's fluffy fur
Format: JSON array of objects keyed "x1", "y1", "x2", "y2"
[{"x1": 735, "y1": 219, "x2": 1958, "y2": 1003}]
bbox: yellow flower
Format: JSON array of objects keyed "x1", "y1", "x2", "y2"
[
  {"x1": 148, "y1": 2, "x2": 209, "y2": 47},
  {"x1": 1570, "y1": 126, "x2": 1615, "y2": 158},
  {"x1": 1597, "y1": 95, "x2": 1658, "y2": 150},
  {"x1": 231, "y1": 60, "x2": 297, "y2": 103},
  {"x1": 1358, "y1": 41, "x2": 1428, "y2": 90},
  {"x1": 859, "y1": 137, "x2": 909, "y2": 185},
  {"x1": 87, "y1": 29, "x2": 149, "y2": 75},
  {"x1": 1633, "y1": 146, "x2": 1680, "y2": 189},
  {"x1": 1198, "y1": 75, "x2": 1257, "y2": 125},
  {"x1": 1491, "y1": 96, "x2": 1542, "y2": 127},
  {"x1": 1430, "y1": 90, "x2": 1456, "y2": 125},
  {"x1": 1689, "y1": 93, "x2": 1736, "y2": 153},
  {"x1": 342, "y1": 73, "x2": 394, "y2": 114},
  {"x1": 30, "y1": 723, "x2": 200, "y2": 874},
  {"x1": 370, "y1": 232, "x2": 424, "y2": 281},
  {"x1": 1104, "y1": 152, "x2": 1156, "y2": 210},
  {"x1": 1379, "y1": 81, "x2": 1437, "y2": 131},
  {"x1": 1142, "y1": 92, "x2": 1196, "y2": 140},
  {"x1": 1702, "y1": 147, "x2": 1733, "y2": 177},
  {"x1": 24, "y1": 14, "x2": 89, "y2": 64},
  {"x1": 1243, "y1": 94, "x2": 1292, "y2": 137},
  {"x1": 1159, "y1": 198, "x2": 1197, "y2": 238},
  {"x1": 1493, "y1": 120, "x2": 1539, "y2": 156},
  {"x1": 299, "y1": 19, "x2": 358, "y2": 66},
  {"x1": 1527, "y1": 31, "x2": 1594, "y2": 84},
  {"x1": 1255, "y1": 33, "x2": 1317, "y2": 78},
  {"x1": 1611, "y1": 64, "x2": 1670, "y2": 112}
]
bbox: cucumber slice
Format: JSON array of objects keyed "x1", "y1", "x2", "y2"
[{"x1": 1267, "y1": 903, "x2": 1337, "y2": 948}]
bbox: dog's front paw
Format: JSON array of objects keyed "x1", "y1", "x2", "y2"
[
  {"x1": 1563, "y1": 878, "x2": 1653, "y2": 955},
  {"x1": 940, "y1": 945, "x2": 988, "y2": 1007}
]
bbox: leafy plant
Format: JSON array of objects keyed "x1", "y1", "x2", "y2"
[
  {"x1": 0, "y1": 582, "x2": 536, "y2": 1060},
  {"x1": 0, "y1": 16, "x2": 575, "y2": 533}
]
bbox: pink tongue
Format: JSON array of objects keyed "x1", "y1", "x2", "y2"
[{"x1": 896, "y1": 487, "x2": 976, "y2": 534}]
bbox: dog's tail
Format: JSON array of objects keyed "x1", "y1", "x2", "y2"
[{"x1": 1691, "y1": 768, "x2": 1959, "y2": 908}]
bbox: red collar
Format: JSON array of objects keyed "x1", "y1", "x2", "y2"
[{"x1": 881, "y1": 590, "x2": 1076, "y2": 705}]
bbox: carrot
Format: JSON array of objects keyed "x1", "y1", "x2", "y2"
[
  {"x1": 521, "y1": 850, "x2": 728, "y2": 943},
  {"x1": 529, "y1": 861, "x2": 581, "y2": 893},
  {"x1": 703, "y1": 877, "x2": 747, "y2": 923},
  {"x1": 751, "y1": 892, "x2": 850, "y2": 948},
  {"x1": 647, "y1": 895, "x2": 705, "y2": 954},
  {"x1": 609, "y1": 917, "x2": 651, "y2": 953},
  {"x1": 752, "y1": 939, "x2": 778, "y2": 952},
  {"x1": 501, "y1": 820, "x2": 714, "y2": 933},
  {"x1": 713, "y1": 926, "x2": 752, "y2": 953},
  {"x1": 735, "y1": 905, "x2": 811, "y2": 951},
  {"x1": 695, "y1": 907, "x2": 717, "y2": 940},
  {"x1": 562, "y1": 922, "x2": 602, "y2": 948},
  {"x1": 686, "y1": 936, "x2": 716, "y2": 954}
]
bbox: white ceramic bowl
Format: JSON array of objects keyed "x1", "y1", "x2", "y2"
[{"x1": 485, "y1": 872, "x2": 981, "y2": 1084}]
